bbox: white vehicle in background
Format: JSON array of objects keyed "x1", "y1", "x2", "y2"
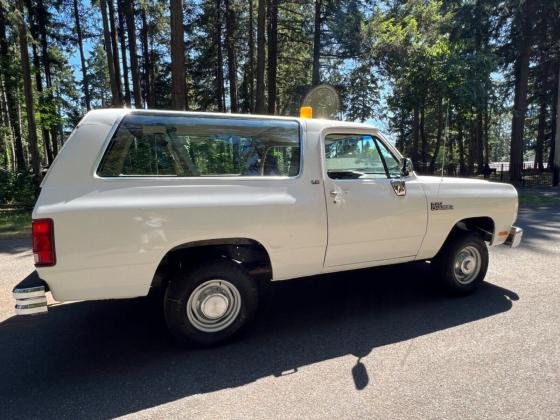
[{"x1": 13, "y1": 108, "x2": 522, "y2": 346}]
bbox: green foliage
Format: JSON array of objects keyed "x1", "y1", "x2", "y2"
[
  {"x1": 343, "y1": 59, "x2": 379, "y2": 122},
  {"x1": 0, "y1": 170, "x2": 37, "y2": 205},
  {"x1": 87, "y1": 42, "x2": 113, "y2": 108},
  {"x1": 0, "y1": 209, "x2": 32, "y2": 239},
  {"x1": 0, "y1": 0, "x2": 559, "y2": 196}
]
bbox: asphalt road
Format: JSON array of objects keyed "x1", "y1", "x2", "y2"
[{"x1": 0, "y1": 205, "x2": 559, "y2": 419}]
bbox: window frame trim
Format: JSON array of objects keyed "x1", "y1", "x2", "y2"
[
  {"x1": 92, "y1": 111, "x2": 305, "y2": 181},
  {"x1": 374, "y1": 136, "x2": 402, "y2": 179}
]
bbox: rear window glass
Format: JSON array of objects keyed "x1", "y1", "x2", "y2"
[{"x1": 97, "y1": 114, "x2": 301, "y2": 177}]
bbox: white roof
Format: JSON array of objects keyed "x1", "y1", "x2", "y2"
[{"x1": 81, "y1": 108, "x2": 379, "y2": 133}]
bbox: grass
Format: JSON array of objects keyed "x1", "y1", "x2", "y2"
[
  {"x1": 517, "y1": 189, "x2": 560, "y2": 207},
  {"x1": 0, "y1": 209, "x2": 32, "y2": 240}
]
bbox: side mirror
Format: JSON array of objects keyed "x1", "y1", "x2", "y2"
[{"x1": 401, "y1": 157, "x2": 413, "y2": 177}]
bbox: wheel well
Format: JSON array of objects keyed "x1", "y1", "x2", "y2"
[
  {"x1": 438, "y1": 217, "x2": 495, "y2": 253},
  {"x1": 453, "y1": 217, "x2": 495, "y2": 241},
  {"x1": 150, "y1": 238, "x2": 272, "y2": 292},
  {"x1": 432, "y1": 217, "x2": 494, "y2": 260}
]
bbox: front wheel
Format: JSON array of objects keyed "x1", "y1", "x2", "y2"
[
  {"x1": 432, "y1": 232, "x2": 489, "y2": 295},
  {"x1": 164, "y1": 258, "x2": 258, "y2": 347}
]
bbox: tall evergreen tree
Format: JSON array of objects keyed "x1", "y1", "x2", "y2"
[{"x1": 170, "y1": 0, "x2": 186, "y2": 110}]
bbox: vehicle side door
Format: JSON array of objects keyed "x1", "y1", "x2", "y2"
[{"x1": 322, "y1": 131, "x2": 428, "y2": 267}]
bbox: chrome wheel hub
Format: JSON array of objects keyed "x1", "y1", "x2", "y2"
[
  {"x1": 187, "y1": 280, "x2": 241, "y2": 333},
  {"x1": 201, "y1": 294, "x2": 229, "y2": 319},
  {"x1": 453, "y1": 245, "x2": 481, "y2": 284}
]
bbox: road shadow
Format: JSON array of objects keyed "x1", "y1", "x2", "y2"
[
  {"x1": 515, "y1": 206, "x2": 560, "y2": 254},
  {"x1": 0, "y1": 263, "x2": 518, "y2": 418},
  {"x1": 0, "y1": 237, "x2": 31, "y2": 255}
]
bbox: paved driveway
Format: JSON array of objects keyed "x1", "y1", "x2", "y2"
[{"x1": 0, "y1": 205, "x2": 559, "y2": 419}]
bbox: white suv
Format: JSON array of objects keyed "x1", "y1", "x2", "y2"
[{"x1": 13, "y1": 109, "x2": 522, "y2": 346}]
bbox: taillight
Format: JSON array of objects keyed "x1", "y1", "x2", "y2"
[{"x1": 32, "y1": 219, "x2": 56, "y2": 267}]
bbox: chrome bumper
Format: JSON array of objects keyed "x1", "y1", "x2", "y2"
[
  {"x1": 13, "y1": 271, "x2": 48, "y2": 315},
  {"x1": 504, "y1": 226, "x2": 523, "y2": 248}
]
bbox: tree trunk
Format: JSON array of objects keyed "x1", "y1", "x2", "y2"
[
  {"x1": 395, "y1": 111, "x2": 405, "y2": 151},
  {"x1": 553, "y1": 56, "x2": 560, "y2": 186},
  {"x1": 535, "y1": 99, "x2": 546, "y2": 171},
  {"x1": 248, "y1": 0, "x2": 255, "y2": 112},
  {"x1": 37, "y1": 0, "x2": 60, "y2": 159},
  {"x1": 72, "y1": 0, "x2": 91, "y2": 110},
  {"x1": 483, "y1": 108, "x2": 489, "y2": 166},
  {"x1": 214, "y1": 0, "x2": 225, "y2": 111},
  {"x1": 412, "y1": 105, "x2": 419, "y2": 165},
  {"x1": 107, "y1": 0, "x2": 123, "y2": 102},
  {"x1": 255, "y1": 0, "x2": 266, "y2": 113},
  {"x1": 473, "y1": 0, "x2": 486, "y2": 174},
  {"x1": 125, "y1": 0, "x2": 142, "y2": 107},
  {"x1": 458, "y1": 123, "x2": 465, "y2": 176},
  {"x1": 225, "y1": 0, "x2": 239, "y2": 112},
  {"x1": 509, "y1": 0, "x2": 534, "y2": 182},
  {"x1": 467, "y1": 119, "x2": 475, "y2": 175},
  {"x1": 420, "y1": 105, "x2": 426, "y2": 169},
  {"x1": 100, "y1": 0, "x2": 120, "y2": 106},
  {"x1": 266, "y1": 0, "x2": 278, "y2": 114},
  {"x1": 140, "y1": 6, "x2": 153, "y2": 108},
  {"x1": 0, "y1": 4, "x2": 25, "y2": 171},
  {"x1": 170, "y1": 0, "x2": 186, "y2": 110},
  {"x1": 548, "y1": 67, "x2": 557, "y2": 172},
  {"x1": 25, "y1": 0, "x2": 53, "y2": 165},
  {"x1": 534, "y1": 9, "x2": 549, "y2": 172},
  {"x1": 447, "y1": 113, "x2": 455, "y2": 172},
  {"x1": 0, "y1": 80, "x2": 13, "y2": 171},
  {"x1": 312, "y1": 0, "x2": 321, "y2": 85},
  {"x1": 117, "y1": 0, "x2": 131, "y2": 106},
  {"x1": 475, "y1": 110, "x2": 484, "y2": 172},
  {"x1": 16, "y1": 0, "x2": 41, "y2": 183},
  {"x1": 149, "y1": 23, "x2": 157, "y2": 108},
  {"x1": 429, "y1": 98, "x2": 443, "y2": 172}
]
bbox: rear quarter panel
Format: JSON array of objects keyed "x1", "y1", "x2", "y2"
[{"x1": 34, "y1": 113, "x2": 327, "y2": 301}]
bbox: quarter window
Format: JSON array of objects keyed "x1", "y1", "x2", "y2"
[{"x1": 97, "y1": 114, "x2": 301, "y2": 177}]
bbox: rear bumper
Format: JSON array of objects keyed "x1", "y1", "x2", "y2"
[
  {"x1": 12, "y1": 271, "x2": 49, "y2": 315},
  {"x1": 504, "y1": 226, "x2": 523, "y2": 248}
]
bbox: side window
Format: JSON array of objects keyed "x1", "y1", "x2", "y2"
[
  {"x1": 376, "y1": 138, "x2": 401, "y2": 178},
  {"x1": 97, "y1": 114, "x2": 301, "y2": 177},
  {"x1": 263, "y1": 146, "x2": 300, "y2": 176},
  {"x1": 324, "y1": 134, "x2": 386, "y2": 179}
]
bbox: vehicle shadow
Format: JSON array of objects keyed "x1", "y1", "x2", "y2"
[
  {"x1": 0, "y1": 237, "x2": 31, "y2": 255},
  {"x1": 0, "y1": 263, "x2": 518, "y2": 418}
]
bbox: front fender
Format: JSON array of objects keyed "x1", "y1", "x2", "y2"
[{"x1": 415, "y1": 177, "x2": 518, "y2": 260}]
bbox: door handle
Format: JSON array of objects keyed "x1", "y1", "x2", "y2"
[{"x1": 330, "y1": 190, "x2": 344, "y2": 204}]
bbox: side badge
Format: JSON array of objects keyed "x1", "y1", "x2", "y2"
[{"x1": 431, "y1": 202, "x2": 454, "y2": 211}]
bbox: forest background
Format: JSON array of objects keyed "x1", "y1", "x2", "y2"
[{"x1": 1, "y1": 0, "x2": 559, "y2": 207}]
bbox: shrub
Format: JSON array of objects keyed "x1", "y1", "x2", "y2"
[{"x1": 0, "y1": 170, "x2": 37, "y2": 206}]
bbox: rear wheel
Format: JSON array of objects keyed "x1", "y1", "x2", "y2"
[
  {"x1": 164, "y1": 258, "x2": 258, "y2": 346},
  {"x1": 432, "y1": 232, "x2": 488, "y2": 295}
]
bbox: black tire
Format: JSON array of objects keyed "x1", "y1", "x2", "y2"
[
  {"x1": 432, "y1": 231, "x2": 489, "y2": 295},
  {"x1": 164, "y1": 258, "x2": 258, "y2": 347}
]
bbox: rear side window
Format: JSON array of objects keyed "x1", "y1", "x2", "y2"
[{"x1": 97, "y1": 114, "x2": 301, "y2": 177}]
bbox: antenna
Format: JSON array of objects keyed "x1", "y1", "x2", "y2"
[{"x1": 441, "y1": 99, "x2": 450, "y2": 180}]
